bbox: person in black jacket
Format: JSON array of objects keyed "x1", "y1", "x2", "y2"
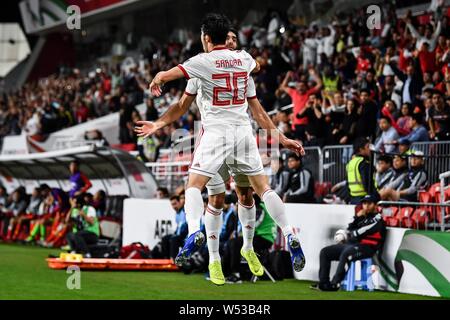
[
  {"x1": 311, "y1": 194, "x2": 386, "y2": 291},
  {"x1": 270, "y1": 156, "x2": 290, "y2": 198},
  {"x1": 283, "y1": 153, "x2": 315, "y2": 203},
  {"x1": 388, "y1": 55, "x2": 424, "y2": 107}
]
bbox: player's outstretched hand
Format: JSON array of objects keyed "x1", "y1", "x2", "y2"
[
  {"x1": 282, "y1": 138, "x2": 305, "y2": 157},
  {"x1": 134, "y1": 121, "x2": 159, "y2": 139}
]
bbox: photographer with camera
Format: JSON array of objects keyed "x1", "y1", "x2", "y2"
[
  {"x1": 65, "y1": 194, "x2": 100, "y2": 258},
  {"x1": 311, "y1": 194, "x2": 386, "y2": 291}
]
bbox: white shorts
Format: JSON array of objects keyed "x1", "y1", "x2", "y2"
[
  {"x1": 189, "y1": 124, "x2": 264, "y2": 182},
  {"x1": 206, "y1": 164, "x2": 252, "y2": 195}
]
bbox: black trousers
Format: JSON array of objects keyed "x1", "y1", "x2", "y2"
[
  {"x1": 66, "y1": 230, "x2": 98, "y2": 254},
  {"x1": 161, "y1": 234, "x2": 185, "y2": 259},
  {"x1": 319, "y1": 243, "x2": 375, "y2": 285},
  {"x1": 222, "y1": 236, "x2": 273, "y2": 277}
]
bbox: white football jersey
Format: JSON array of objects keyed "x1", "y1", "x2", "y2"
[
  {"x1": 185, "y1": 76, "x2": 257, "y2": 123},
  {"x1": 179, "y1": 47, "x2": 256, "y2": 126}
]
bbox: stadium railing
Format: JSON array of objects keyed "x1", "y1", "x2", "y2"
[
  {"x1": 322, "y1": 145, "x2": 353, "y2": 186},
  {"x1": 410, "y1": 141, "x2": 450, "y2": 184}
]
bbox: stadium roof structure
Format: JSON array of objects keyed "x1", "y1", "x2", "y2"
[
  {"x1": 0, "y1": 23, "x2": 30, "y2": 77},
  {"x1": 0, "y1": 145, "x2": 157, "y2": 198}
]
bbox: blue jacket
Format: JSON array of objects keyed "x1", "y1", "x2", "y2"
[{"x1": 399, "y1": 125, "x2": 429, "y2": 144}]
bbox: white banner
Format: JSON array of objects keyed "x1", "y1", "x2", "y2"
[{"x1": 123, "y1": 199, "x2": 176, "y2": 249}]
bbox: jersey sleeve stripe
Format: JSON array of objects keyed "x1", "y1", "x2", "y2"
[
  {"x1": 184, "y1": 91, "x2": 197, "y2": 96},
  {"x1": 177, "y1": 64, "x2": 190, "y2": 79},
  {"x1": 247, "y1": 95, "x2": 257, "y2": 100}
]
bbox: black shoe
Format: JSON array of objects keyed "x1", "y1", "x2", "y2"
[
  {"x1": 319, "y1": 282, "x2": 340, "y2": 292},
  {"x1": 226, "y1": 274, "x2": 243, "y2": 284}
]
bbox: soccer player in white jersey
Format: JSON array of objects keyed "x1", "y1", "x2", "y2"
[
  {"x1": 136, "y1": 13, "x2": 306, "y2": 284},
  {"x1": 135, "y1": 29, "x2": 302, "y2": 285}
]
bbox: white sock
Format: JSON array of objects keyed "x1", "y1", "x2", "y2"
[
  {"x1": 238, "y1": 201, "x2": 256, "y2": 251},
  {"x1": 205, "y1": 204, "x2": 222, "y2": 263},
  {"x1": 184, "y1": 187, "x2": 204, "y2": 236},
  {"x1": 261, "y1": 189, "x2": 294, "y2": 238}
]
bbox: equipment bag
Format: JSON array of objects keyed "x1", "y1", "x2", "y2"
[{"x1": 120, "y1": 242, "x2": 151, "y2": 259}]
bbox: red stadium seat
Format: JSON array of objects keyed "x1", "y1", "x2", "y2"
[
  {"x1": 382, "y1": 206, "x2": 401, "y2": 227},
  {"x1": 396, "y1": 207, "x2": 414, "y2": 227},
  {"x1": 403, "y1": 208, "x2": 430, "y2": 229}
]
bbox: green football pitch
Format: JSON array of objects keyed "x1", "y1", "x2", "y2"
[{"x1": 0, "y1": 243, "x2": 439, "y2": 300}]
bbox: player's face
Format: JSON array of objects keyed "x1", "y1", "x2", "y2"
[{"x1": 226, "y1": 31, "x2": 237, "y2": 50}]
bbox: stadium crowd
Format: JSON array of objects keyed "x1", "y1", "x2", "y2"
[{"x1": 1, "y1": 2, "x2": 450, "y2": 156}]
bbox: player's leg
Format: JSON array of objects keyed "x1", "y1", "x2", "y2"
[
  {"x1": 233, "y1": 177, "x2": 264, "y2": 277},
  {"x1": 231, "y1": 125, "x2": 305, "y2": 272},
  {"x1": 203, "y1": 167, "x2": 229, "y2": 285},
  {"x1": 175, "y1": 172, "x2": 211, "y2": 266},
  {"x1": 176, "y1": 126, "x2": 228, "y2": 266},
  {"x1": 248, "y1": 174, "x2": 306, "y2": 272}
]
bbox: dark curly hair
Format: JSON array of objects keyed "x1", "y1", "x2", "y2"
[{"x1": 201, "y1": 13, "x2": 231, "y2": 45}]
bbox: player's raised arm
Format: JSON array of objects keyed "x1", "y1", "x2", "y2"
[
  {"x1": 149, "y1": 66, "x2": 185, "y2": 97},
  {"x1": 134, "y1": 93, "x2": 196, "y2": 138},
  {"x1": 247, "y1": 96, "x2": 305, "y2": 157}
]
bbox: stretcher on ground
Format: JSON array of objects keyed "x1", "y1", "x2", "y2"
[{"x1": 47, "y1": 253, "x2": 178, "y2": 271}]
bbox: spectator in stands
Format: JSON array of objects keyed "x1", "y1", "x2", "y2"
[
  {"x1": 283, "y1": 153, "x2": 315, "y2": 203},
  {"x1": 69, "y1": 160, "x2": 92, "y2": 199},
  {"x1": 374, "y1": 116, "x2": 400, "y2": 154},
  {"x1": 311, "y1": 194, "x2": 386, "y2": 291},
  {"x1": 84, "y1": 130, "x2": 109, "y2": 147},
  {"x1": 157, "y1": 195, "x2": 187, "y2": 259},
  {"x1": 375, "y1": 155, "x2": 395, "y2": 191},
  {"x1": 398, "y1": 139, "x2": 412, "y2": 155},
  {"x1": 145, "y1": 98, "x2": 159, "y2": 121},
  {"x1": 65, "y1": 195, "x2": 100, "y2": 257},
  {"x1": 407, "y1": 18, "x2": 442, "y2": 51},
  {"x1": 269, "y1": 156, "x2": 290, "y2": 198},
  {"x1": 397, "y1": 103, "x2": 413, "y2": 134},
  {"x1": 345, "y1": 137, "x2": 377, "y2": 204},
  {"x1": 379, "y1": 154, "x2": 409, "y2": 200},
  {"x1": 379, "y1": 151, "x2": 428, "y2": 202},
  {"x1": 297, "y1": 93, "x2": 326, "y2": 147},
  {"x1": 119, "y1": 95, "x2": 138, "y2": 144},
  {"x1": 388, "y1": 55, "x2": 424, "y2": 107},
  {"x1": 223, "y1": 196, "x2": 276, "y2": 283},
  {"x1": 334, "y1": 99, "x2": 359, "y2": 146},
  {"x1": 397, "y1": 113, "x2": 430, "y2": 145},
  {"x1": 354, "y1": 89, "x2": 378, "y2": 141},
  {"x1": 279, "y1": 69, "x2": 322, "y2": 141},
  {"x1": 428, "y1": 90, "x2": 450, "y2": 141}
]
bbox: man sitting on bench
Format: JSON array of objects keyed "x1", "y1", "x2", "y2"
[{"x1": 311, "y1": 194, "x2": 386, "y2": 291}]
